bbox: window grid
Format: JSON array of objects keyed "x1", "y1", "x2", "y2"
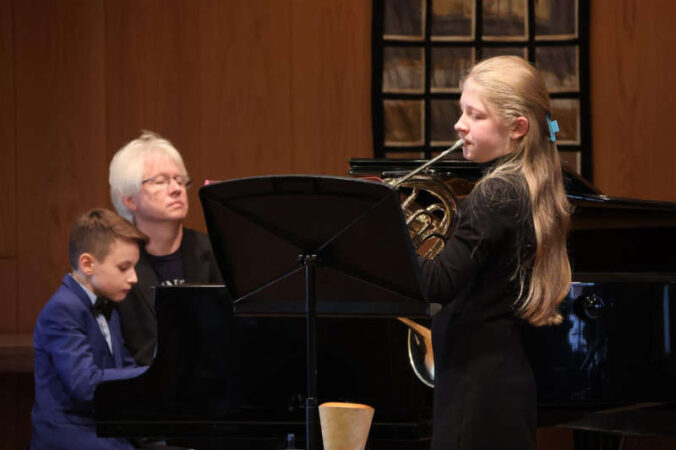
[{"x1": 372, "y1": 0, "x2": 591, "y2": 180}]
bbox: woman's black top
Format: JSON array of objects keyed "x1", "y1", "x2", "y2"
[{"x1": 419, "y1": 172, "x2": 536, "y2": 450}]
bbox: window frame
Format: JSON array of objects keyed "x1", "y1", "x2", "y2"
[{"x1": 371, "y1": 0, "x2": 592, "y2": 180}]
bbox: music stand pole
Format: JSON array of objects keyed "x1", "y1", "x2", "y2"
[{"x1": 301, "y1": 254, "x2": 319, "y2": 450}]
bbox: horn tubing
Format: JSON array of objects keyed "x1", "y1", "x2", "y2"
[{"x1": 391, "y1": 138, "x2": 465, "y2": 188}]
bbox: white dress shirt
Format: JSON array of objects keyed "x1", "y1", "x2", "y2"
[{"x1": 70, "y1": 274, "x2": 113, "y2": 354}]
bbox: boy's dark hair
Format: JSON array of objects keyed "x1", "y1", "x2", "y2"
[{"x1": 68, "y1": 209, "x2": 149, "y2": 270}]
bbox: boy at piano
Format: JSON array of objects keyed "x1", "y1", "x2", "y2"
[{"x1": 31, "y1": 209, "x2": 149, "y2": 450}]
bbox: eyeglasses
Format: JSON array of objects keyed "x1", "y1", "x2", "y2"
[{"x1": 141, "y1": 174, "x2": 193, "y2": 190}]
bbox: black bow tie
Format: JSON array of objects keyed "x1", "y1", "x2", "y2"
[{"x1": 92, "y1": 297, "x2": 113, "y2": 321}]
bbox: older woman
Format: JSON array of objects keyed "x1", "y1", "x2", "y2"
[{"x1": 109, "y1": 131, "x2": 222, "y2": 365}]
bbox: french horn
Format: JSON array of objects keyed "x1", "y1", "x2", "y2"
[{"x1": 388, "y1": 138, "x2": 465, "y2": 388}]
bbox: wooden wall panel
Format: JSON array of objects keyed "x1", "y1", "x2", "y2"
[
  {"x1": 104, "y1": 0, "x2": 212, "y2": 151},
  {"x1": 14, "y1": 0, "x2": 107, "y2": 331},
  {"x1": 0, "y1": 0, "x2": 16, "y2": 258},
  {"x1": 104, "y1": 0, "x2": 295, "y2": 231},
  {"x1": 188, "y1": 0, "x2": 294, "y2": 180},
  {"x1": 104, "y1": 0, "x2": 372, "y2": 232},
  {"x1": 290, "y1": 0, "x2": 373, "y2": 175},
  {"x1": 591, "y1": 0, "x2": 676, "y2": 202},
  {"x1": 184, "y1": 0, "x2": 294, "y2": 230},
  {"x1": 106, "y1": 0, "x2": 291, "y2": 228},
  {"x1": 0, "y1": 260, "x2": 17, "y2": 333}
]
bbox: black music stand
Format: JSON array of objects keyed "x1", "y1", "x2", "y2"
[{"x1": 199, "y1": 175, "x2": 429, "y2": 450}]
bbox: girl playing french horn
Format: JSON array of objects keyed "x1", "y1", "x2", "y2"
[{"x1": 419, "y1": 55, "x2": 571, "y2": 450}]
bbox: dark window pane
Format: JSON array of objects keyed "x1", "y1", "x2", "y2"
[
  {"x1": 383, "y1": 47, "x2": 425, "y2": 93},
  {"x1": 536, "y1": 46, "x2": 579, "y2": 92},
  {"x1": 431, "y1": 99, "x2": 461, "y2": 144},
  {"x1": 384, "y1": 0, "x2": 425, "y2": 39},
  {"x1": 384, "y1": 150, "x2": 425, "y2": 159},
  {"x1": 384, "y1": 100, "x2": 424, "y2": 145},
  {"x1": 482, "y1": 0, "x2": 528, "y2": 39},
  {"x1": 535, "y1": 0, "x2": 577, "y2": 38},
  {"x1": 431, "y1": 47, "x2": 474, "y2": 92},
  {"x1": 559, "y1": 150, "x2": 581, "y2": 175},
  {"x1": 480, "y1": 46, "x2": 527, "y2": 60},
  {"x1": 431, "y1": 0, "x2": 474, "y2": 39},
  {"x1": 550, "y1": 99, "x2": 580, "y2": 144}
]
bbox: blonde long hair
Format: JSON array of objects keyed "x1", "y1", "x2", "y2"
[{"x1": 465, "y1": 56, "x2": 571, "y2": 326}]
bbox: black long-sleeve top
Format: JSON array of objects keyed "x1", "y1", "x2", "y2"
[{"x1": 419, "y1": 172, "x2": 537, "y2": 450}]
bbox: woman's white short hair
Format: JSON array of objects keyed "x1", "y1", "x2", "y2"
[{"x1": 109, "y1": 131, "x2": 188, "y2": 222}]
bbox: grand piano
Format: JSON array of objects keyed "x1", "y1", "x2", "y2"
[{"x1": 95, "y1": 159, "x2": 676, "y2": 449}]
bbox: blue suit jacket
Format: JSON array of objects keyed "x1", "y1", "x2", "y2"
[{"x1": 31, "y1": 274, "x2": 148, "y2": 450}]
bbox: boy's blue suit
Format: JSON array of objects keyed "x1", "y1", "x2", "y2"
[{"x1": 31, "y1": 274, "x2": 148, "y2": 450}]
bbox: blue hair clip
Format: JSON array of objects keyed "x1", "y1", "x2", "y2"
[{"x1": 546, "y1": 114, "x2": 559, "y2": 143}]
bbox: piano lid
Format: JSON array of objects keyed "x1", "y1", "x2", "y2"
[
  {"x1": 349, "y1": 158, "x2": 602, "y2": 198},
  {"x1": 349, "y1": 158, "x2": 676, "y2": 278}
]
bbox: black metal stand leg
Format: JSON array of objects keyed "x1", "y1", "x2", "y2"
[{"x1": 302, "y1": 254, "x2": 319, "y2": 450}]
